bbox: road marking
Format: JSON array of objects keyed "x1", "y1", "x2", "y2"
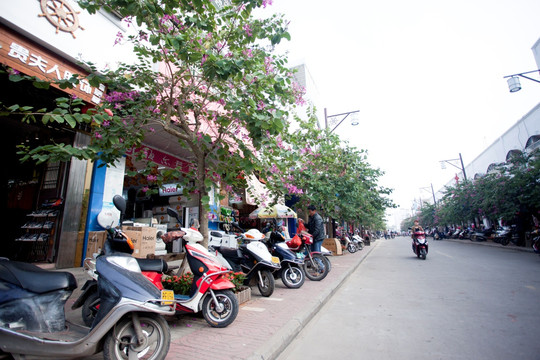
[
  {"x1": 435, "y1": 251, "x2": 453, "y2": 259},
  {"x1": 262, "y1": 297, "x2": 284, "y2": 301},
  {"x1": 525, "y1": 285, "x2": 536, "y2": 290},
  {"x1": 242, "y1": 306, "x2": 266, "y2": 312}
]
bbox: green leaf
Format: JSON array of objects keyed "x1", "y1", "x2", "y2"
[{"x1": 32, "y1": 80, "x2": 50, "y2": 89}]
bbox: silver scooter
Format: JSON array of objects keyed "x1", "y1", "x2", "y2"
[{"x1": 0, "y1": 195, "x2": 175, "y2": 359}]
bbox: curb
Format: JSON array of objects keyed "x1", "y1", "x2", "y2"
[{"x1": 248, "y1": 242, "x2": 379, "y2": 360}]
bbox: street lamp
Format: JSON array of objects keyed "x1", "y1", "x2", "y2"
[
  {"x1": 420, "y1": 184, "x2": 437, "y2": 206},
  {"x1": 440, "y1": 153, "x2": 467, "y2": 181},
  {"x1": 324, "y1": 108, "x2": 360, "y2": 133},
  {"x1": 503, "y1": 69, "x2": 540, "y2": 92}
]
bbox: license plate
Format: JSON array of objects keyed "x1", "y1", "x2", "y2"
[
  {"x1": 161, "y1": 290, "x2": 174, "y2": 305},
  {"x1": 271, "y1": 256, "x2": 280, "y2": 264}
]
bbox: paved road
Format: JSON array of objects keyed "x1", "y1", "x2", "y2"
[{"x1": 277, "y1": 236, "x2": 540, "y2": 360}]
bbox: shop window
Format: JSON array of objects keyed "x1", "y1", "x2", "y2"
[{"x1": 42, "y1": 161, "x2": 60, "y2": 190}]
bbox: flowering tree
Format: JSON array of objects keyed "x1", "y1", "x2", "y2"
[
  {"x1": 4, "y1": 0, "x2": 301, "y2": 246},
  {"x1": 431, "y1": 149, "x2": 540, "y2": 232},
  {"x1": 258, "y1": 110, "x2": 394, "y2": 229}
]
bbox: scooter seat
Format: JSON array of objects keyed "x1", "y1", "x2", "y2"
[
  {"x1": 0, "y1": 259, "x2": 77, "y2": 294},
  {"x1": 137, "y1": 258, "x2": 168, "y2": 273},
  {"x1": 218, "y1": 247, "x2": 243, "y2": 260}
]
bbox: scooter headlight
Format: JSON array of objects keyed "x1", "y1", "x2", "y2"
[{"x1": 107, "y1": 256, "x2": 141, "y2": 272}]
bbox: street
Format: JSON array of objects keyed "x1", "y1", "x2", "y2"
[{"x1": 277, "y1": 236, "x2": 540, "y2": 360}]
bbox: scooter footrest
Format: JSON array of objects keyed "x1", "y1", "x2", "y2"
[{"x1": 174, "y1": 294, "x2": 190, "y2": 301}]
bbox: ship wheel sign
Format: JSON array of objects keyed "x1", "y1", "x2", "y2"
[{"x1": 38, "y1": 0, "x2": 84, "y2": 39}]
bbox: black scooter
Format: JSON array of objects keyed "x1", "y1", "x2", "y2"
[
  {"x1": 0, "y1": 195, "x2": 174, "y2": 359},
  {"x1": 266, "y1": 230, "x2": 305, "y2": 289},
  {"x1": 214, "y1": 229, "x2": 280, "y2": 297}
]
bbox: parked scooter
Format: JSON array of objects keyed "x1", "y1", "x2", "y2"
[
  {"x1": 266, "y1": 230, "x2": 305, "y2": 289},
  {"x1": 494, "y1": 225, "x2": 520, "y2": 246},
  {"x1": 433, "y1": 229, "x2": 445, "y2": 240},
  {"x1": 411, "y1": 229, "x2": 428, "y2": 260},
  {"x1": 351, "y1": 233, "x2": 364, "y2": 251},
  {"x1": 340, "y1": 233, "x2": 357, "y2": 253},
  {"x1": 286, "y1": 232, "x2": 330, "y2": 281},
  {"x1": 0, "y1": 195, "x2": 174, "y2": 359},
  {"x1": 214, "y1": 228, "x2": 280, "y2": 297},
  {"x1": 531, "y1": 227, "x2": 540, "y2": 255},
  {"x1": 73, "y1": 248, "x2": 173, "y2": 327},
  {"x1": 159, "y1": 209, "x2": 239, "y2": 328},
  {"x1": 470, "y1": 228, "x2": 493, "y2": 242}
]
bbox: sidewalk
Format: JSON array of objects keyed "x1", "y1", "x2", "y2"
[{"x1": 164, "y1": 243, "x2": 377, "y2": 360}]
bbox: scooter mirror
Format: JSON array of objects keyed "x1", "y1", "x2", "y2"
[
  {"x1": 167, "y1": 207, "x2": 181, "y2": 222},
  {"x1": 113, "y1": 195, "x2": 126, "y2": 213}
]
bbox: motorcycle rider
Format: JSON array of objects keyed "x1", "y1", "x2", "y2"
[
  {"x1": 411, "y1": 219, "x2": 423, "y2": 237},
  {"x1": 307, "y1": 204, "x2": 325, "y2": 252}
]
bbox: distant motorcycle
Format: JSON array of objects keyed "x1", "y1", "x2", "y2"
[
  {"x1": 531, "y1": 228, "x2": 540, "y2": 255},
  {"x1": 411, "y1": 230, "x2": 428, "y2": 260},
  {"x1": 470, "y1": 228, "x2": 493, "y2": 242},
  {"x1": 494, "y1": 225, "x2": 519, "y2": 246}
]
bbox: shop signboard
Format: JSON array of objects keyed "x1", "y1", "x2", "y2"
[
  {"x1": 159, "y1": 183, "x2": 183, "y2": 196},
  {"x1": 0, "y1": 23, "x2": 105, "y2": 105}
]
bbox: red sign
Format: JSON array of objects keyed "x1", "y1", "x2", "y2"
[
  {"x1": 127, "y1": 145, "x2": 191, "y2": 173},
  {"x1": 0, "y1": 23, "x2": 104, "y2": 105}
]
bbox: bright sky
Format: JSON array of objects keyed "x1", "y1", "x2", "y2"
[{"x1": 266, "y1": 0, "x2": 540, "y2": 228}]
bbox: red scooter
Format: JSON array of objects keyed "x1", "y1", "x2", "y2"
[
  {"x1": 412, "y1": 230, "x2": 428, "y2": 260},
  {"x1": 75, "y1": 209, "x2": 239, "y2": 328},
  {"x1": 286, "y1": 231, "x2": 330, "y2": 281}
]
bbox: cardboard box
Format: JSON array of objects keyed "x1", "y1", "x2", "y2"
[
  {"x1": 122, "y1": 226, "x2": 157, "y2": 258},
  {"x1": 86, "y1": 231, "x2": 106, "y2": 258},
  {"x1": 323, "y1": 238, "x2": 342, "y2": 256}
]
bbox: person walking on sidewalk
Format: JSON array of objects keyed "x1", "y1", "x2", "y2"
[{"x1": 307, "y1": 204, "x2": 325, "y2": 252}]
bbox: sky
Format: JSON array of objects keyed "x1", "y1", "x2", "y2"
[{"x1": 263, "y1": 0, "x2": 540, "y2": 228}]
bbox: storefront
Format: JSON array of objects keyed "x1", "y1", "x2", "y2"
[{"x1": 0, "y1": 0, "x2": 128, "y2": 268}]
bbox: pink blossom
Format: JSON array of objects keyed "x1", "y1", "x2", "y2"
[
  {"x1": 257, "y1": 101, "x2": 265, "y2": 110},
  {"x1": 262, "y1": 0, "x2": 273, "y2": 7},
  {"x1": 264, "y1": 57, "x2": 274, "y2": 74},
  {"x1": 94, "y1": 132, "x2": 102, "y2": 139},
  {"x1": 141, "y1": 186, "x2": 149, "y2": 193},
  {"x1": 243, "y1": 24, "x2": 253, "y2": 37},
  {"x1": 114, "y1": 31, "x2": 124, "y2": 46},
  {"x1": 147, "y1": 175, "x2": 157, "y2": 181}
]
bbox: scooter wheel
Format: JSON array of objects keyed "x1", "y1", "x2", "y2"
[
  {"x1": 281, "y1": 264, "x2": 305, "y2": 289},
  {"x1": 257, "y1": 269, "x2": 275, "y2": 297},
  {"x1": 202, "y1": 289, "x2": 239, "y2": 328},
  {"x1": 81, "y1": 292, "x2": 99, "y2": 327},
  {"x1": 303, "y1": 254, "x2": 329, "y2": 281},
  {"x1": 347, "y1": 243, "x2": 357, "y2": 253},
  {"x1": 103, "y1": 313, "x2": 170, "y2": 360}
]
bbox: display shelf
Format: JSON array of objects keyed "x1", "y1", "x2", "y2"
[{"x1": 14, "y1": 201, "x2": 62, "y2": 262}]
